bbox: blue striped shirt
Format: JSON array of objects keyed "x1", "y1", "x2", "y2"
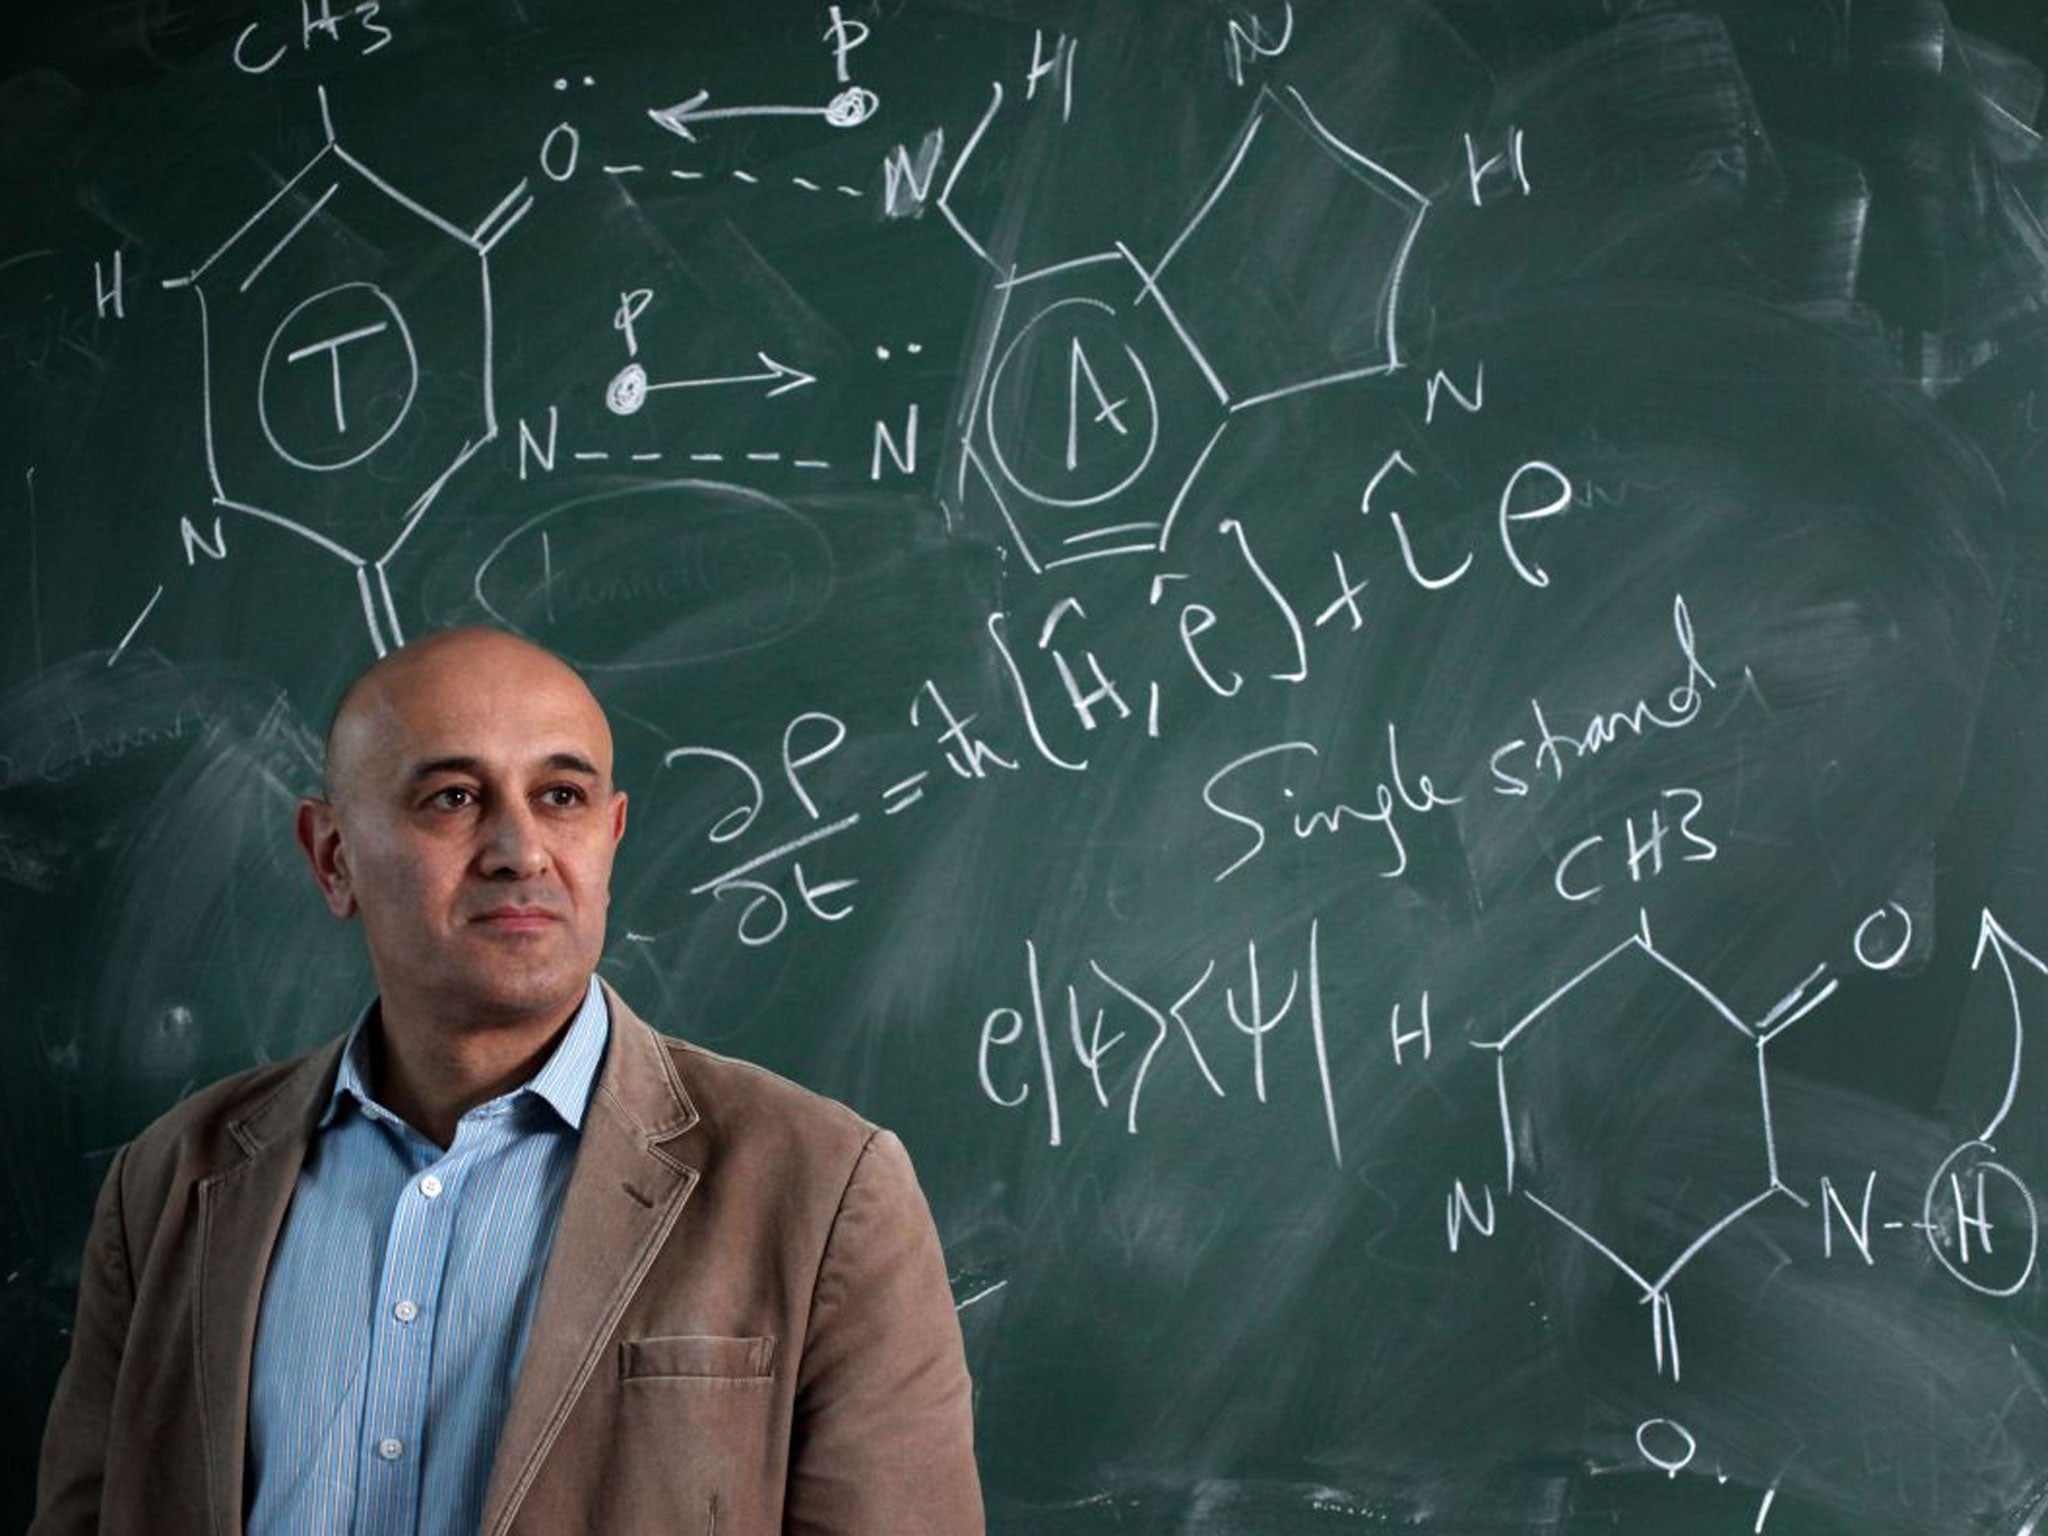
[{"x1": 246, "y1": 977, "x2": 610, "y2": 1536}]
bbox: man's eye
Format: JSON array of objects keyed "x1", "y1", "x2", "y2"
[
  {"x1": 542, "y1": 785, "x2": 586, "y2": 807},
  {"x1": 428, "y1": 786, "x2": 476, "y2": 809}
]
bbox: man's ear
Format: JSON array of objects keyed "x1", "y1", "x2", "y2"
[
  {"x1": 295, "y1": 798, "x2": 359, "y2": 919},
  {"x1": 610, "y1": 790, "x2": 628, "y2": 844}
]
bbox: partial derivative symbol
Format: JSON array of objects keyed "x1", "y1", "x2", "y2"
[{"x1": 162, "y1": 86, "x2": 530, "y2": 655}]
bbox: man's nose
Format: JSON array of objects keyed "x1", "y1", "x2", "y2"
[{"x1": 477, "y1": 798, "x2": 549, "y2": 880}]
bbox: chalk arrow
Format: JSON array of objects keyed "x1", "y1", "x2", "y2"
[
  {"x1": 1971, "y1": 908, "x2": 2048, "y2": 1145},
  {"x1": 605, "y1": 354, "x2": 817, "y2": 415},
  {"x1": 647, "y1": 85, "x2": 879, "y2": 142}
]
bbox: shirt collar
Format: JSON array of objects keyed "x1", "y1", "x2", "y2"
[{"x1": 322, "y1": 974, "x2": 611, "y2": 1133}]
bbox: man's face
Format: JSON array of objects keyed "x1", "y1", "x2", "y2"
[{"x1": 297, "y1": 632, "x2": 628, "y2": 1032}]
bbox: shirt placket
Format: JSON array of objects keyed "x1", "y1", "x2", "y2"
[{"x1": 353, "y1": 1127, "x2": 471, "y2": 1534}]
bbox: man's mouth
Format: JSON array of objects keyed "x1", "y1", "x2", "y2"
[{"x1": 472, "y1": 906, "x2": 562, "y2": 930}]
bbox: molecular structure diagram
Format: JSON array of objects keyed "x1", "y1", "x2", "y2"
[
  {"x1": 1463, "y1": 910, "x2": 1836, "y2": 1380},
  {"x1": 163, "y1": 87, "x2": 530, "y2": 655},
  {"x1": 929, "y1": 82, "x2": 1430, "y2": 573}
]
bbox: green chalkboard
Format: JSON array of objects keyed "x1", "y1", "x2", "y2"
[{"x1": 11, "y1": 0, "x2": 2048, "y2": 1529}]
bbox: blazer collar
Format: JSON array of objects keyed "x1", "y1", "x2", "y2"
[
  {"x1": 586, "y1": 977, "x2": 700, "y2": 1143},
  {"x1": 479, "y1": 979, "x2": 703, "y2": 1536},
  {"x1": 195, "y1": 1037, "x2": 346, "y2": 1536}
]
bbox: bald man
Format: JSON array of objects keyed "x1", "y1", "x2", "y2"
[{"x1": 33, "y1": 628, "x2": 984, "y2": 1536}]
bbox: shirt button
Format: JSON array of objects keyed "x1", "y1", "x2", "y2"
[
  {"x1": 419, "y1": 1174, "x2": 444, "y2": 1198},
  {"x1": 377, "y1": 1437, "x2": 404, "y2": 1461},
  {"x1": 392, "y1": 1299, "x2": 418, "y2": 1323}
]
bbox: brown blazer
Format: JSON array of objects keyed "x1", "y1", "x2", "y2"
[{"x1": 32, "y1": 982, "x2": 985, "y2": 1535}]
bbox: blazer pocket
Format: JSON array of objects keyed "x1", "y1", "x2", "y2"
[{"x1": 621, "y1": 1333, "x2": 776, "y2": 1381}]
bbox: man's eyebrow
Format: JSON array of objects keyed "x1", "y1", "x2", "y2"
[
  {"x1": 403, "y1": 753, "x2": 602, "y2": 786},
  {"x1": 407, "y1": 755, "x2": 483, "y2": 784},
  {"x1": 404, "y1": 753, "x2": 603, "y2": 784}
]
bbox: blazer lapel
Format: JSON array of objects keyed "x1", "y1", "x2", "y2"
[
  {"x1": 480, "y1": 984, "x2": 701, "y2": 1536},
  {"x1": 192, "y1": 1043, "x2": 341, "y2": 1536}
]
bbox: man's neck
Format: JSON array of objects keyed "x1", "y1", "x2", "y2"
[{"x1": 369, "y1": 990, "x2": 584, "y2": 1148}]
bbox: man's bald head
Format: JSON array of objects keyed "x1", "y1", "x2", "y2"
[
  {"x1": 322, "y1": 627, "x2": 613, "y2": 806},
  {"x1": 296, "y1": 624, "x2": 628, "y2": 1038}
]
